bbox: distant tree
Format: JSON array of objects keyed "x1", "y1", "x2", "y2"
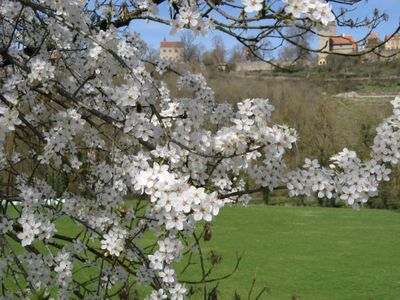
[
  {"x1": 279, "y1": 25, "x2": 312, "y2": 63},
  {"x1": 229, "y1": 45, "x2": 246, "y2": 63},
  {"x1": 201, "y1": 36, "x2": 227, "y2": 65},
  {"x1": 201, "y1": 51, "x2": 214, "y2": 65},
  {"x1": 258, "y1": 40, "x2": 274, "y2": 60},
  {"x1": 180, "y1": 31, "x2": 203, "y2": 63},
  {"x1": 211, "y1": 36, "x2": 226, "y2": 63},
  {"x1": 143, "y1": 43, "x2": 159, "y2": 61},
  {"x1": 242, "y1": 40, "x2": 273, "y2": 61},
  {"x1": 202, "y1": 36, "x2": 226, "y2": 64}
]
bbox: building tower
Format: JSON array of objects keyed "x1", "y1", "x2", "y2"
[{"x1": 318, "y1": 22, "x2": 336, "y2": 65}]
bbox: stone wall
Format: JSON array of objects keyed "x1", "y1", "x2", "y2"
[
  {"x1": 362, "y1": 49, "x2": 400, "y2": 62},
  {"x1": 234, "y1": 61, "x2": 274, "y2": 72}
]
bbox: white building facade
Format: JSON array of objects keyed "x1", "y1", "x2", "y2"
[{"x1": 159, "y1": 41, "x2": 184, "y2": 62}]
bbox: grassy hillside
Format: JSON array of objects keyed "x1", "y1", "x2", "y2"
[{"x1": 182, "y1": 206, "x2": 400, "y2": 300}]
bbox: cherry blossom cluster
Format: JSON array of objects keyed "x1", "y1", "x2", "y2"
[
  {"x1": 242, "y1": 0, "x2": 264, "y2": 13},
  {"x1": 101, "y1": 227, "x2": 127, "y2": 256},
  {"x1": 241, "y1": 0, "x2": 335, "y2": 26},
  {"x1": 136, "y1": 0, "x2": 159, "y2": 16},
  {"x1": 170, "y1": 4, "x2": 214, "y2": 36},
  {"x1": 54, "y1": 250, "x2": 73, "y2": 289},
  {"x1": 17, "y1": 212, "x2": 56, "y2": 246},
  {"x1": 282, "y1": 0, "x2": 335, "y2": 25},
  {"x1": 155, "y1": 59, "x2": 177, "y2": 75},
  {"x1": 286, "y1": 159, "x2": 335, "y2": 199},
  {"x1": 27, "y1": 58, "x2": 55, "y2": 86},
  {"x1": 0, "y1": 106, "x2": 21, "y2": 134},
  {"x1": 144, "y1": 237, "x2": 187, "y2": 299},
  {"x1": 286, "y1": 98, "x2": 400, "y2": 208},
  {"x1": 38, "y1": 109, "x2": 86, "y2": 169}
]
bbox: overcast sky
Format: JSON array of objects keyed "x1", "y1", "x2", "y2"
[{"x1": 130, "y1": 1, "x2": 400, "y2": 54}]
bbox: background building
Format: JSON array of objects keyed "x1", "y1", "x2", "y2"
[
  {"x1": 159, "y1": 40, "x2": 184, "y2": 62},
  {"x1": 318, "y1": 22, "x2": 337, "y2": 65},
  {"x1": 330, "y1": 34, "x2": 357, "y2": 54},
  {"x1": 365, "y1": 32, "x2": 381, "y2": 50},
  {"x1": 385, "y1": 34, "x2": 400, "y2": 50}
]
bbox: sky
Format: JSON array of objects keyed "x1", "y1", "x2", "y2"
[{"x1": 130, "y1": 0, "x2": 400, "y2": 54}]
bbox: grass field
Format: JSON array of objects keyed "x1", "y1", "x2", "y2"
[
  {"x1": 4, "y1": 205, "x2": 400, "y2": 299},
  {"x1": 184, "y1": 206, "x2": 400, "y2": 300}
]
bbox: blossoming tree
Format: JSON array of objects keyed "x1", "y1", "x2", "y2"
[{"x1": 0, "y1": 0, "x2": 399, "y2": 299}]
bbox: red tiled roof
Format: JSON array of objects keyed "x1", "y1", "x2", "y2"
[
  {"x1": 160, "y1": 41, "x2": 184, "y2": 48},
  {"x1": 330, "y1": 35, "x2": 355, "y2": 45},
  {"x1": 385, "y1": 34, "x2": 400, "y2": 41},
  {"x1": 368, "y1": 32, "x2": 379, "y2": 40}
]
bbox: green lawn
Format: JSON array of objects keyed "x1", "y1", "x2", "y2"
[
  {"x1": 184, "y1": 206, "x2": 400, "y2": 300},
  {"x1": 4, "y1": 205, "x2": 400, "y2": 299}
]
